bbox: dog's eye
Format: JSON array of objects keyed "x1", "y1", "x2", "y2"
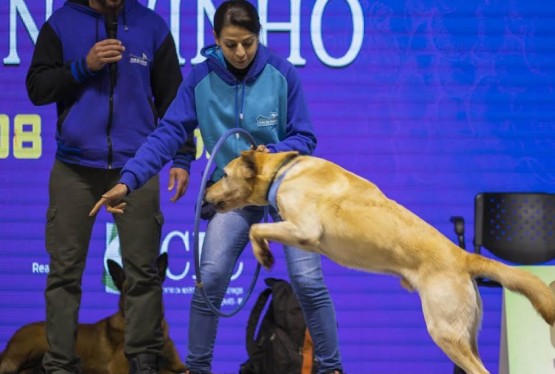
[{"x1": 223, "y1": 172, "x2": 228, "y2": 178}]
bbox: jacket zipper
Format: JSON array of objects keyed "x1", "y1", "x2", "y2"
[{"x1": 107, "y1": 78, "x2": 114, "y2": 169}]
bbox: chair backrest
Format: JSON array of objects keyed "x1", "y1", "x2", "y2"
[{"x1": 474, "y1": 192, "x2": 555, "y2": 265}]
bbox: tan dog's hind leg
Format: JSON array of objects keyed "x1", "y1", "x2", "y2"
[
  {"x1": 250, "y1": 221, "x2": 321, "y2": 269},
  {"x1": 419, "y1": 275, "x2": 489, "y2": 374}
]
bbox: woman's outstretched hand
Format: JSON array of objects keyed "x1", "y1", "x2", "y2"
[
  {"x1": 89, "y1": 183, "x2": 129, "y2": 216},
  {"x1": 252, "y1": 144, "x2": 269, "y2": 153}
]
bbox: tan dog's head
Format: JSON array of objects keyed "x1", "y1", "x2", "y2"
[{"x1": 205, "y1": 150, "x2": 299, "y2": 212}]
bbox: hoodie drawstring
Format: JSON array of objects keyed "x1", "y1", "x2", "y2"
[
  {"x1": 234, "y1": 82, "x2": 246, "y2": 130},
  {"x1": 240, "y1": 82, "x2": 246, "y2": 121},
  {"x1": 122, "y1": 8, "x2": 128, "y2": 31}
]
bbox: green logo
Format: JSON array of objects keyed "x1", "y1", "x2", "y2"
[{"x1": 103, "y1": 222, "x2": 122, "y2": 294}]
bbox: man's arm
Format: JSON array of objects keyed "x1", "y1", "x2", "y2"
[
  {"x1": 26, "y1": 22, "x2": 84, "y2": 106},
  {"x1": 151, "y1": 32, "x2": 182, "y2": 117},
  {"x1": 151, "y1": 32, "x2": 196, "y2": 159},
  {"x1": 151, "y1": 32, "x2": 195, "y2": 202},
  {"x1": 26, "y1": 22, "x2": 124, "y2": 108}
]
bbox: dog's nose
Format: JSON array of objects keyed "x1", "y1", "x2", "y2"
[{"x1": 200, "y1": 199, "x2": 217, "y2": 220}]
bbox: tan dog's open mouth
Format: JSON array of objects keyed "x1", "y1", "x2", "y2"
[
  {"x1": 205, "y1": 187, "x2": 232, "y2": 212},
  {"x1": 212, "y1": 201, "x2": 227, "y2": 212}
]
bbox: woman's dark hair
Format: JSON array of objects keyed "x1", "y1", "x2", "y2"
[{"x1": 214, "y1": 0, "x2": 261, "y2": 37}]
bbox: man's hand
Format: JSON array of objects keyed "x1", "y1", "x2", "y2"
[
  {"x1": 86, "y1": 39, "x2": 125, "y2": 72},
  {"x1": 89, "y1": 183, "x2": 129, "y2": 216},
  {"x1": 168, "y1": 167, "x2": 190, "y2": 202}
]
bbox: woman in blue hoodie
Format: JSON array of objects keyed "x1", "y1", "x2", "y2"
[{"x1": 91, "y1": 1, "x2": 344, "y2": 373}]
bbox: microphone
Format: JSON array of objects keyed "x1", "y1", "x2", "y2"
[{"x1": 104, "y1": 12, "x2": 118, "y2": 87}]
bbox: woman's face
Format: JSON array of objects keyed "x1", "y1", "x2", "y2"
[{"x1": 215, "y1": 25, "x2": 258, "y2": 70}]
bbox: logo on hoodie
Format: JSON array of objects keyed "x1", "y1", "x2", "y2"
[
  {"x1": 256, "y1": 111, "x2": 278, "y2": 127},
  {"x1": 129, "y1": 53, "x2": 149, "y2": 67}
]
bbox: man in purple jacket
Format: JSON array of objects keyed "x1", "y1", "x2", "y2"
[{"x1": 26, "y1": 1, "x2": 194, "y2": 372}]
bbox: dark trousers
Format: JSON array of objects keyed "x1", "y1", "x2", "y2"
[{"x1": 42, "y1": 160, "x2": 164, "y2": 373}]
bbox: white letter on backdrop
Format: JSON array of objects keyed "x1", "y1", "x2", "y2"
[
  {"x1": 311, "y1": 0, "x2": 364, "y2": 67},
  {"x1": 258, "y1": 0, "x2": 305, "y2": 66}
]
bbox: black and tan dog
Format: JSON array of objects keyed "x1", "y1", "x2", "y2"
[
  {"x1": 0, "y1": 253, "x2": 186, "y2": 374},
  {"x1": 205, "y1": 150, "x2": 555, "y2": 374}
]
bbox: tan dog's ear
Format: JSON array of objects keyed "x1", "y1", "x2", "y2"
[{"x1": 240, "y1": 150, "x2": 258, "y2": 179}]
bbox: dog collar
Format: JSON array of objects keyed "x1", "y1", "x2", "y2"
[{"x1": 266, "y1": 154, "x2": 300, "y2": 211}]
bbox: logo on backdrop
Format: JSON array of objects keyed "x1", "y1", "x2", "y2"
[
  {"x1": 103, "y1": 222, "x2": 121, "y2": 294},
  {"x1": 102, "y1": 222, "x2": 246, "y2": 306},
  {"x1": 3, "y1": 0, "x2": 364, "y2": 67}
]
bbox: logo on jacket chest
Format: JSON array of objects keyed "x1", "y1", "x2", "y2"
[
  {"x1": 129, "y1": 53, "x2": 149, "y2": 67},
  {"x1": 256, "y1": 112, "x2": 278, "y2": 127}
]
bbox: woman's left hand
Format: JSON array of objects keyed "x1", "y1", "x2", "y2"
[
  {"x1": 253, "y1": 144, "x2": 269, "y2": 153},
  {"x1": 89, "y1": 183, "x2": 129, "y2": 216}
]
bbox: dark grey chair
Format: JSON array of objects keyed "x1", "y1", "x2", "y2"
[{"x1": 450, "y1": 192, "x2": 555, "y2": 374}]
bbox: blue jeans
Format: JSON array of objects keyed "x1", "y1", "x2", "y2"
[{"x1": 186, "y1": 206, "x2": 342, "y2": 374}]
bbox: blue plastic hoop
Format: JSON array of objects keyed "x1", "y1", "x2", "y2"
[{"x1": 193, "y1": 128, "x2": 263, "y2": 317}]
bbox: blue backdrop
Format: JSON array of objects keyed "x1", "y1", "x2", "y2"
[{"x1": 1, "y1": 1, "x2": 555, "y2": 373}]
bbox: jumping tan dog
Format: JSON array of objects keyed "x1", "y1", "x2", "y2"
[
  {"x1": 204, "y1": 150, "x2": 555, "y2": 374},
  {"x1": 0, "y1": 253, "x2": 186, "y2": 374}
]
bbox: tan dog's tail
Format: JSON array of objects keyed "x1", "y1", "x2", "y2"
[{"x1": 465, "y1": 253, "x2": 555, "y2": 325}]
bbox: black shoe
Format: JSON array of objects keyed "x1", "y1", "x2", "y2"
[{"x1": 128, "y1": 353, "x2": 160, "y2": 374}]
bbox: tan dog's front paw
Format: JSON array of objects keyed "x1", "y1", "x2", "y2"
[
  {"x1": 252, "y1": 240, "x2": 274, "y2": 269},
  {"x1": 260, "y1": 249, "x2": 275, "y2": 269}
]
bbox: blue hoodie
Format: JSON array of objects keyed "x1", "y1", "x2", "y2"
[
  {"x1": 119, "y1": 43, "x2": 317, "y2": 191},
  {"x1": 26, "y1": 0, "x2": 194, "y2": 169}
]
